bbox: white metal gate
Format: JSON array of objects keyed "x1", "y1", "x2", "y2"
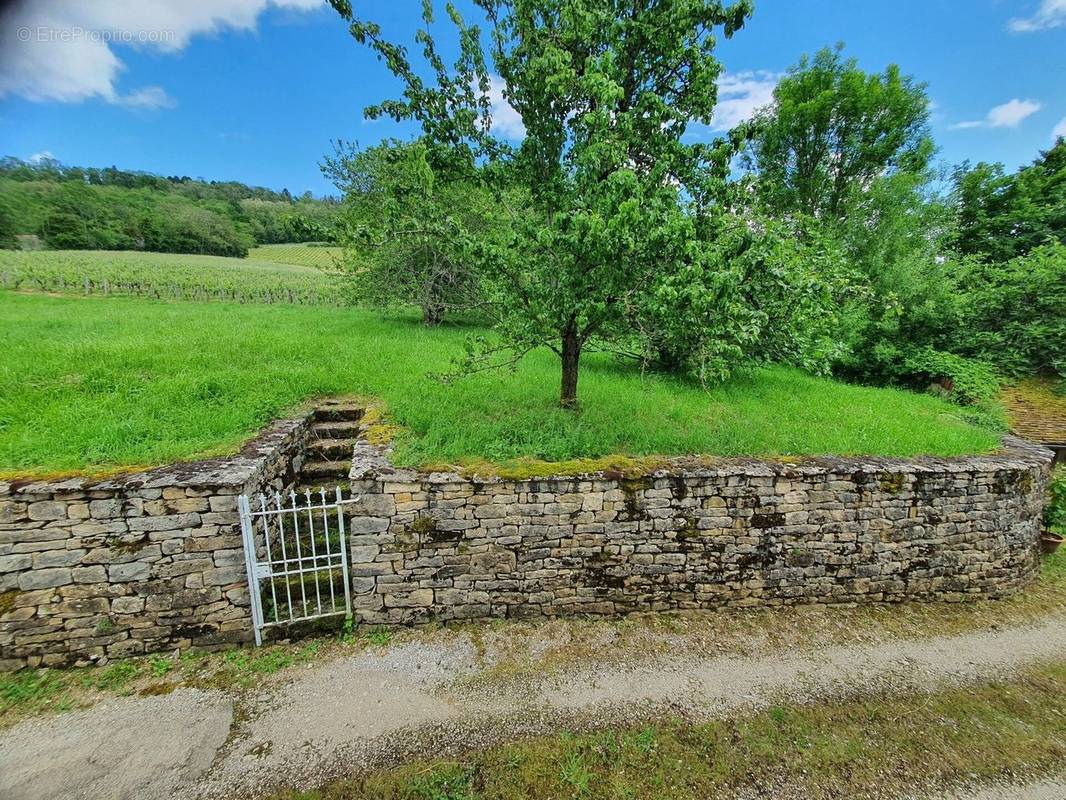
[{"x1": 238, "y1": 487, "x2": 354, "y2": 645}]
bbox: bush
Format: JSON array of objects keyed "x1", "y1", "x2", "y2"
[
  {"x1": 633, "y1": 213, "x2": 855, "y2": 383},
  {"x1": 1047, "y1": 467, "x2": 1066, "y2": 534},
  {"x1": 900, "y1": 348, "x2": 1001, "y2": 405},
  {"x1": 954, "y1": 244, "x2": 1066, "y2": 380}
]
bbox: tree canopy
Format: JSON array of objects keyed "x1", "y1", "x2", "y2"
[
  {"x1": 741, "y1": 45, "x2": 933, "y2": 222},
  {"x1": 330, "y1": 0, "x2": 755, "y2": 407}
]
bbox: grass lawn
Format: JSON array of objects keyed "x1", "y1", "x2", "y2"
[{"x1": 0, "y1": 291, "x2": 999, "y2": 476}]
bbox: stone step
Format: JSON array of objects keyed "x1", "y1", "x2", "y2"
[
  {"x1": 300, "y1": 459, "x2": 351, "y2": 480},
  {"x1": 310, "y1": 420, "x2": 362, "y2": 439},
  {"x1": 307, "y1": 437, "x2": 357, "y2": 460},
  {"x1": 313, "y1": 403, "x2": 365, "y2": 423}
]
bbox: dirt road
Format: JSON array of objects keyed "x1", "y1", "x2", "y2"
[{"x1": 2, "y1": 614, "x2": 1064, "y2": 800}]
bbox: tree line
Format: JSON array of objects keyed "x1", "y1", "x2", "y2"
[
  {"x1": 324, "y1": 0, "x2": 1064, "y2": 411},
  {"x1": 0, "y1": 158, "x2": 342, "y2": 257}
]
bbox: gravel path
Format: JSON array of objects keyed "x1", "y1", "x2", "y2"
[
  {"x1": 946, "y1": 777, "x2": 1066, "y2": 800},
  {"x1": 0, "y1": 689, "x2": 231, "y2": 800},
  {"x1": 1, "y1": 616, "x2": 1064, "y2": 800}
]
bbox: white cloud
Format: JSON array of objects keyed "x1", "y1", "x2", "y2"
[
  {"x1": 951, "y1": 98, "x2": 1042, "y2": 130},
  {"x1": 0, "y1": 0, "x2": 322, "y2": 107},
  {"x1": 28, "y1": 151, "x2": 55, "y2": 164},
  {"x1": 1053, "y1": 117, "x2": 1066, "y2": 140},
  {"x1": 987, "y1": 98, "x2": 1042, "y2": 127},
  {"x1": 710, "y1": 70, "x2": 779, "y2": 131},
  {"x1": 118, "y1": 85, "x2": 176, "y2": 110},
  {"x1": 486, "y1": 75, "x2": 525, "y2": 139},
  {"x1": 1009, "y1": 0, "x2": 1066, "y2": 32}
]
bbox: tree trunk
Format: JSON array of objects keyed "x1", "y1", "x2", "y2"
[
  {"x1": 560, "y1": 323, "x2": 581, "y2": 409},
  {"x1": 421, "y1": 301, "x2": 444, "y2": 326}
]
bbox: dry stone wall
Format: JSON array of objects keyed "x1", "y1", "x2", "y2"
[
  {"x1": 0, "y1": 402, "x2": 1054, "y2": 670},
  {"x1": 0, "y1": 418, "x2": 309, "y2": 669},
  {"x1": 346, "y1": 437, "x2": 1053, "y2": 624}
]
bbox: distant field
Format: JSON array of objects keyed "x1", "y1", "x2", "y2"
[
  {"x1": 0, "y1": 249, "x2": 349, "y2": 306},
  {"x1": 248, "y1": 242, "x2": 344, "y2": 269},
  {"x1": 0, "y1": 291, "x2": 998, "y2": 475}
]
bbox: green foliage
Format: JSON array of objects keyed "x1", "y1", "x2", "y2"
[
  {"x1": 742, "y1": 44, "x2": 933, "y2": 221},
  {"x1": 360, "y1": 626, "x2": 392, "y2": 647},
  {"x1": 0, "y1": 197, "x2": 16, "y2": 250},
  {"x1": 633, "y1": 212, "x2": 855, "y2": 382},
  {"x1": 732, "y1": 45, "x2": 970, "y2": 400},
  {"x1": 91, "y1": 661, "x2": 141, "y2": 691},
  {"x1": 899, "y1": 348, "x2": 1001, "y2": 405},
  {"x1": 148, "y1": 655, "x2": 174, "y2": 678},
  {"x1": 953, "y1": 244, "x2": 1066, "y2": 379},
  {"x1": 0, "y1": 292, "x2": 996, "y2": 474},
  {"x1": 1, "y1": 669, "x2": 69, "y2": 713},
  {"x1": 0, "y1": 156, "x2": 341, "y2": 256},
  {"x1": 951, "y1": 139, "x2": 1066, "y2": 263},
  {"x1": 1047, "y1": 467, "x2": 1066, "y2": 534},
  {"x1": 324, "y1": 139, "x2": 503, "y2": 325},
  {"x1": 329, "y1": 0, "x2": 755, "y2": 406}
]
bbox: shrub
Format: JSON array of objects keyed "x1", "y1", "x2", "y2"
[
  {"x1": 954, "y1": 244, "x2": 1066, "y2": 380},
  {"x1": 1047, "y1": 467, "x2": 1066, "y2": 534},
  {"x1": 901, "y1": 348, "x2": 1001, "y2": 405},
  {"x1": 633, "y1": 213, "x2": 855, "y2": 383}
]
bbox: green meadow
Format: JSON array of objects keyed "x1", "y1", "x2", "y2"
[{"x1": 0, "y1": 290, "x2": 996, "y2": 476}]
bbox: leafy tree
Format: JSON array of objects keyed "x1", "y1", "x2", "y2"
[
  {"x1": 0, "y1": 196, "x2": 17, "y2": 249},
  {"x1": 951, "y1": 139, "x2": 1066, "y2": 262},
  {"x1": 953, "y1": 243, "x2": 1066, "y2": 379},
  {"x1": 741, "y1": 45, "x2": 933, "y2": 222},
  {"x1": 0, "y1": 156, "x2": 342, "y2": 254},
  {"x1": 832, "y1": 171, "x2": 962, "y2": 382},
  {"x1": 631, "y1": 210, "x2": 854, "y2": 382},
  {"x1": 324, "y1": 139, "x2": 504, "y2": 325},
  {"x1": 328, "y1": 0, "x2": 752, "y2": 407}
]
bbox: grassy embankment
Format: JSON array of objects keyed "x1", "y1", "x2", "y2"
[{"x1": 0, "y1": 285, "x2": 999, "y2": 476}]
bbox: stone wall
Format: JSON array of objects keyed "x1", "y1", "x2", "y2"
[
  {"x1": 346, "y1": 437, "x2": 1053, "y2": 624},
  {"x1": 0, "y1": 417, "x2": 310, "y2": 669},
  {"x1": 1, "y1": 407, "x2": 1054, "y2": 669}
]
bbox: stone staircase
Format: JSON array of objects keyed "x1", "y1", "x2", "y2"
[{"x1": 294, "y1": 400, "x2": 365, "y2": 493}]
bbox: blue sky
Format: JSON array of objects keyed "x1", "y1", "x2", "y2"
[{"x1": 1, "y1": 0, "x2": 1064, "y2": 197}]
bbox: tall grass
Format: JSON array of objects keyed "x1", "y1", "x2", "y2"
[{"x1": 0, "y1": 292, "x2": 997, "y2": 475}]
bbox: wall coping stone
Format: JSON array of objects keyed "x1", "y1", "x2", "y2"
[
  {"x1": 2, "y1": 415, "x2": 311, "y2": 496},
  {"x1": 351, "y1": 434, "x2": 1054, "y2": 484}
]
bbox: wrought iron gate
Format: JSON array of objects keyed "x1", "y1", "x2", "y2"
[{"x1": 238, "y1": 487, "x2": 354, "y2": 645}]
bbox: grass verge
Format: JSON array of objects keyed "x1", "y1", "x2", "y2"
[
  {"x1": 273, "y1": 661, "x2": 1066, "y2": 800},
  {"x1": 0, "y1": 292, "x2": 997, "y2": 475}
]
